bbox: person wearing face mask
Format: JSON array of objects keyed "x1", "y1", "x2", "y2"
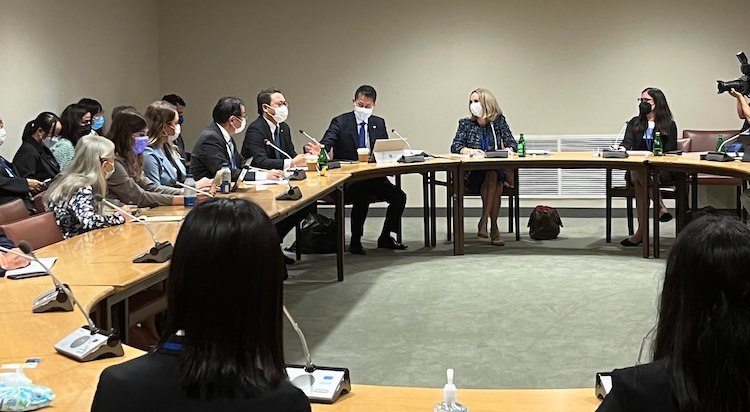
[
  {"x1": 241, "y1": 88, "x2": 306, "y2": 170},
  {"x1": 161, "y1": 94, "x2": 189, "y2": 161},
  {"x1": 450, "y1": 88, "x2": 518, "y2": 246},
  {"x1": 106, "y1": 109, "x2": 191, "y2": 208},
  {"x1": 142, "y1": 101, "x2": 189, "y2": 186},
  {"x1": 13, "y1": 112, "x2": 62, "y2": 183},
  {"x1": 618, "y1": 87, "x2": 678, "y2": 247},
  {"x1": 0, "y1": 114, "x2": 43, "y2": 212},
  {"x1": 53, "y1": 103, "x2": 92, "y2": 171},
  {"x1": 44, "y1": 135, "x2": 126, "y2": 238},
  {"x1": 78, "y1": 98, "x2": 105, "y2": 135},
  {"x1": 305, "y1": 85, "x2": 407, "y2": 255},
  {"x1": 191, "y1": 96, "x2": 284, "y2": 182}
]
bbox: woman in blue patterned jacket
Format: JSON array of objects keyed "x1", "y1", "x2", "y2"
[{"x1": 451, "y1": 88, "x2": 517, "y2": 246}]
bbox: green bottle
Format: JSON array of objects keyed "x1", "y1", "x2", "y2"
[
  {"x1": 653, "y1": 131, "x2": 663, "y2": 156},
  {"x1": 716, "y1": 134, "x2": 724, "y2": 152},
  {"x1": 317, "y1": 144, "x2": 328, "y2": 175},
  {"x1": 518, "y1": 133, "x2": 526, "y2": 157}
]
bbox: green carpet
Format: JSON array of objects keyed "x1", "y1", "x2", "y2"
[{"x1": 282, "y1": 216, "x2": 671, "y2": 389}]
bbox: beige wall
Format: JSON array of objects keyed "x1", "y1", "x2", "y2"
[
  {"x1": 158, "y1": 0, "x2": 748, "y2": 206},
  {"x1": 0, "y1": 0, "x2": 160, "y2": 159}
]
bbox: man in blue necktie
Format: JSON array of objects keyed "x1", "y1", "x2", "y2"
[{"x1": 306, "y1": 85, "x2": 407, "y2": 255}]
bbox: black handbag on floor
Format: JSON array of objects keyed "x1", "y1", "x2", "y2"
[
  {"x1": 286, "y1": 213, "x2": 336, "y2": 254},
  {"x1": 528, "y1": 205, "x2": 563, "y2": 240}
]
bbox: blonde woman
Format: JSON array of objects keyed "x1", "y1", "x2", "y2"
[
  {"x1": 450, "y1": 88, "x2": 517, "y2": 246},
  {"x1": 143, "y1": 101, "x2": 188, "y2": 186},
  {"x1": 45, "y1": 135, "x2": 126, "y2": 238}
]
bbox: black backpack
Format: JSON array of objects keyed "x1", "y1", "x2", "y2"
[
  {"x1": 527, "y1": 205, "x2": 563, "y2": 240},
  {"x1": 285, "y1": 213, "x2": 336, "y2": 254}
]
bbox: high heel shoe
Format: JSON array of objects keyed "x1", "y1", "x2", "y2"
[{"x1": 490, "y1": 229, "x2": 505, "y2": 246}]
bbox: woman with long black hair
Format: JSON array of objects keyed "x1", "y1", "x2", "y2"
[{"x1": 13, "y1": 111, "x2": 61, "y2": 182}]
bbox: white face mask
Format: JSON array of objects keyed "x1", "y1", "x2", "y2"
[
  {"x1": 233, "y1": 117, "x2": 247, "y2": 134},
  {"x1": 470, "y1": 102, "x2": 483, "y2": 118},
  {"x1": 167, "y1": 124, "x2": 181, "y2": 142},
  {"x1": 0, "y1": 128, "x2": 6, "y2": 146},
  {"x1": 269, "y1": 105, "x2": 288, "y2": 124},
  {"x1": 43, "y1": 135, "x2": 60, "y2": 148},
  {"x1": 354, "y1": 106, "x2": 373, "y2": 122}
]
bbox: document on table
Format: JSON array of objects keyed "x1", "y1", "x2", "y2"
[
  {"x1": 5, "y1": 257, "x2": 57, "y2": 279},
  {"x1": 134, "y1": 215, "x2": 185, "y2": 222}
]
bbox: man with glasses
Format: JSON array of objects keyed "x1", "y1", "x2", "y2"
[
  {"x1": 241, "y1": 88, "x2": 306, "y2": 170},
  {"x1": 190, "y1": 96, "x2": 282, "y2": 182}
]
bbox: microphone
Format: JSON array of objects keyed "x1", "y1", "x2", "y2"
[
  {"x1": 716, "y1": 126, "x2": 750, "y2": 152},
  {"x1": 283, "y1": 305, "x2": 350, "y2": 403},
  {"x1": 390, "y1": 129, "x2": 412, "y2": 150},
  {"x1": 18, "y1": 241, "x2": 124, "y2": 362},
  {"x1": 299, "y1": 129, "x2": 320, "y2": 146},
  {"x1": 391, "y1": 129, "x2": 426, "y2": 163},
  {"x1": 94, "y1": 194, "x2": 173, "y2": 263},
  {"x1": 173, "y1": 181, "x2": 215, "y2": 198},
  {"x1": 602, "y1": 121, "x2": 630, "y2": 158},
  {"x1": 611, "y1": 121, "x2": 628, "y2": 148},
  {"x1": 0, "y1": 244, "x2": 73, "y2": 313},
  {"x1": 275, "y1": 171, "x2": 302, "y2": 201},
  {"x1": 265, "y1": 139, "x2": 306, "y2": 181}
]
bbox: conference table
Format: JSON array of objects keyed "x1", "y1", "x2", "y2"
[{"x1": 4, "y1": 152, "x2": 750, "y2": 410}]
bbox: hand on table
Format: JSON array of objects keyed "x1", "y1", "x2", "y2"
[{"x1": 0, "y1": 248, "x2": 30, "y2": 270}]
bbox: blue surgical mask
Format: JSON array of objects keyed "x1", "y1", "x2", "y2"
[
  {"x1": 92, "y1": 115, "x2": 105, "y2": 131},
  {"x1": 133, "y1": 136, "x2": 149, "y2": 155},
  {"x1": 178, "y1": 114, "x2": 184, "y2": 125}
]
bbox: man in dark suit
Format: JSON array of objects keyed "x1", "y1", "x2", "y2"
[
  {"x1": 307, "y1": 85, "x2": 407, "y2": 255},
  {"x1": 190, "y1": 97, "x2": 282, "y2": 182},
  {"x1": 241, "y1": 88, "x2": 306, "y2": 170}
]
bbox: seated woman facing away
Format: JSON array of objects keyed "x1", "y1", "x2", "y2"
[
  {"x1": 598, "y1": 214, "x2": 750, "y2": 412},
  {"x1": 91, "y1": 198, "x2": 310, "y2": 412},
  {"x1": 450, "y1": 88, "x2": 517, "y2": 246},
  {"x1": 44, "y1": 135, "x2": 125, "y2": 238}
]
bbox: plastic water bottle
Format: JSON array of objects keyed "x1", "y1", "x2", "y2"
[
  {"x1": 219, "y1": 162, "x2": 231, "y2": 193},
  {"x1": 517, "y1": 133, "x2": 526, "y2": 157},
  {"x1": 434, "y1": 369, "x2": 468, "y2": 412},
  {"x1": 317, "y1": 144, "x2": 328, "y2": 176},
  {"x1": 716, "y1": 134, "x2": 724, "y2": 152},
  {"x1": 653, "y1": 131, "x2": 663, "y2": 156},
  {"x1": 183, "y1": 174, "x2": 196, "y2": 207}
]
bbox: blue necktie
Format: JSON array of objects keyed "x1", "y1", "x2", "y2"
[
  {"x1": 358, "y1": 122, "x2": 366, "y2": 148},
  {"x1": 227, "y1": 140, "x2": 237, "y2": 168}
]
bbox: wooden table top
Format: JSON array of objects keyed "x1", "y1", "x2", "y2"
[
  {"x1": 312, "y1": 385, "x2": 597, "y2": 412},
  {"x1": 0, "y1": 277, "x2": 113, "y2": 314}
]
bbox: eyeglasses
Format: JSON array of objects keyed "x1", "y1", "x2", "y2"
[{"x1": 233, "y1": 113, "x2": 247, "y2": 120}]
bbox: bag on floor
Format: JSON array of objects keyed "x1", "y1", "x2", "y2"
[
  {"x1": 286, "y1": 213, "x2": 336, "y2": 254},
  {"x1": 527, "y1": 205, "x2": 563, "y2": 240}
]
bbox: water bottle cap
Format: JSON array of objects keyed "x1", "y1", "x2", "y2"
[{"x1": 442, "y1": 368, "x2": 457, "y2": 403}]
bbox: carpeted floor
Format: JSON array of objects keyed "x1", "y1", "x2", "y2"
[{"x1": 281, "y1": 216, "x2": 674, "y2": 389}]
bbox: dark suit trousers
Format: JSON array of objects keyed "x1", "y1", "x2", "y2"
[{"x1": 345, "y1": 177, "x2": 406, "y2": 239}]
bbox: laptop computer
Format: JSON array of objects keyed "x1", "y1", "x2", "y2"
[{"x1": 371, "y1": 139, "x2": 407, "y2": 164}]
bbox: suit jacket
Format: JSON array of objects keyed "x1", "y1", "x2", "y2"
[
  {"x1": 190, "y1": 123, "x2": 245, "y2": 181},
  {"x1": 320, "y1": 112, "x2": 388, "y2": 161},
  {"x1": 13, "y1": 137, "x2": 60, "y2": 182},
  {"x1": 596, "y1": 359, "x2": 677, "y2": 412},
  {"x1": 0, "y1": 156, "x2": 34, "y2": 211},
  {"x1": 450, "y1": 116, "x2": 518, "y2": 153},
  {"x1": 621, "y1": 117, "x2": 678, "y2": 152},
  {"x1": 91, "y1": 343, "x2": 311, "y2": 412},
  {"x1": 241, "y1": 116, "x2": 297, "y2": 170},
  {"x1": 106, "y1": 158, "x2": 181, "y2": 208}
]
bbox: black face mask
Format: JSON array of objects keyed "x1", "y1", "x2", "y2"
[
  {"x1": 639, "y1": 101, "x2": 652, "y2": 116},
  {"x1": 77, "y1": 124, "x2": 92, "y2": 138}
]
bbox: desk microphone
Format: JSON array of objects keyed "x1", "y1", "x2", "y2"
[
  {"x1": 173, "y1": 181, "x2": 215, "y2": 198},
  {"x1": 715, "y1": 126, "x2": 750, "y2": 153},
  {"x1": 275, "y1": 171, "x2": 302, "y2": 201},
  {"x1": 264, "y1": 139, "x2": 306, "y2": 180},
  {"x1": 283, "y1": 305, "x2": 350, "y2": 403},
  {"x1": 390, "y1": 129, "x2": 413, "y2": 150},
  {"x1": 610, "y1": 121, "x2": 629, "y2": 149},
  {"x1": 0, "y1": 244, "x2": 73, "y2": 313},
  {"x1": 602, "y1": 121, "x2": 630, "y2": 158},
  {"x1": 391, "y1": 129, "x2": 426, "y2": 163},
  {"x1": 299, "y1": 130, "x2": 320, "y2": 146},
  {"x1": 94, "y1": 194, "x2": 173, "y2": 263},
  {"x1": 18, "y1": 241, "x2": 124, "y2": 362}
]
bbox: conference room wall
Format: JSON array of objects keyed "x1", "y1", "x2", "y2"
[
  {"x1": 0, "y1": 0, "x2": 160, "y2": 159},
  {"x1": 158, "y1": 0, "x2": 747, "y2": 208}
]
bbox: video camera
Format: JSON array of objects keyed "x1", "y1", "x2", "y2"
[{"x1": 717, "y1": 52, "x2": 750, "y2": 96}]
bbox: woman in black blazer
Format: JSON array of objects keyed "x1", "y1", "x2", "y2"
[
  {"x1": 598, "y1": 215, "x2": 750, "y2": 411},
  {"x1": 91, "y1": 198, "x2": 310, "y2": 412},
  {"x1": 13, "y1": 112, "x2": 62, "y2": 182},
  {"x1": 619, "y1": 87, "x2": 677, "y2": 247},
  {"x1": 0, "y1": 114, "x2": 45, "y2": 212}
]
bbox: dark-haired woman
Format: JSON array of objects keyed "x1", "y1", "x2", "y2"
[
  {"x1": 597, "y1": 214, "x2": 750, "y2": 411},
  {"x1": 91, "y1": 198, "x2": 311, "y2": 412},
  {"x1": 78, "y1": 97, "x2": 105, "y2": 134},
  {"x1": 13, "y1": 112, "x2": 61, "y2": 182},
  {"x1": 619, "y1": 87, "x2": 677, "y2": 247},
  {"x1": 106, "y1": 109, "x2": 188, "y2": 207},
  {"x1": 0, "y1": 113, "x2": 44, "y2": 212},
  {"x1": 53, "y1": 103, "x2": 92, "y2": 171}
]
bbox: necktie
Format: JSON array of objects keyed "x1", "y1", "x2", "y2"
[
  {"x1": 227, "y1": 139, "x2": 237, "y2": 168},
  {"x1": 274, "y1": 128, "x2": 281, "y2": 159},
  {"x1": 358, "y1": 122, "x2": 366, "y2": 148}
]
